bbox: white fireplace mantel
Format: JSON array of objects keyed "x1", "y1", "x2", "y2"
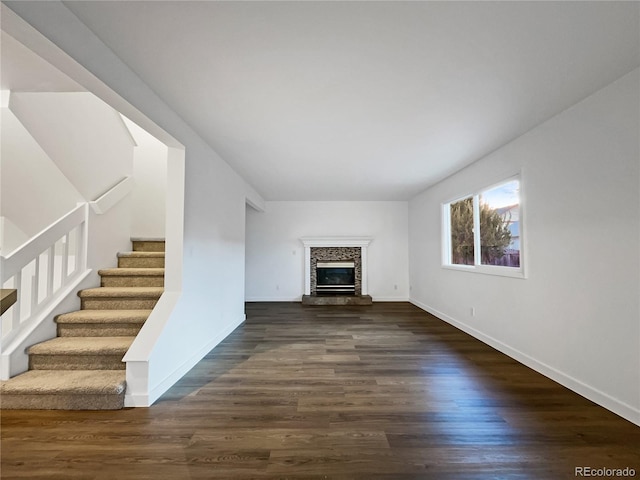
[{"x1": 300, "y1": 236, "x2": 373, "y2": 296}]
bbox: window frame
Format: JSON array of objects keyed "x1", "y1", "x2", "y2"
[{"x1": 442, "y1": 174, "x2": 525, "y2": 279}]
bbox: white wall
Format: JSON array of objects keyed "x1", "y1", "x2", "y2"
[
  {"x1": 0, "y1": 217, "x2": 28, "y2": 254},
  {"x1": 5, "y1": 90, "x2": 136, "y2": 279},
  {"x1": 246, "y1": 201, "x2": 409, "y2": 301},
  {"x1": 9, "y1": 91, "x2": 134, "y2": 201},
  {"x1": 409, "y1": 69, "x2": 640, "y2": 424},
  {"x1": 144, "y1": 143, "x2": 248, "y2": 403},
  {"x1": 0, "y1": 107, "x2": 82, "y2": 248},
  {"x1": 122, "y1": 116, "x2": 168, "y2": 239}
]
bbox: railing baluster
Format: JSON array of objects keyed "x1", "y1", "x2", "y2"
[
  {"x1": 12, "y1": 272, "x2": 21, "y2": 328},
  {"x1": 47, "y1": 245, "x2": 55, "y2": 299},
  {"x1": 69, "y1": 227, "x2": 78, "y2": 275},
  {"x1": 31, "y1": 256, "x2": 40, "y2": 312},
  {"x1": 79, "y1": 208, "x2": 88, "y2": 272},
  {"x1": 1, "y1": 203, "x2": 89, "y2": 344},
  {"x1": 62, "y1": 233, "x2": 69, "y2": 281}
]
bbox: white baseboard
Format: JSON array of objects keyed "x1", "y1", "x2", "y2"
[
  {"x1": 409, "y1": 297, "x2": 640, "y2": 427},
  {"x1": 372, "y1": 296, "x2": 410, "y2": 302}
]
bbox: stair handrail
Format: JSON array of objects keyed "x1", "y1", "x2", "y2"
[{"x1": 1, "y1": 203, "x2": 89, "y2": 343}]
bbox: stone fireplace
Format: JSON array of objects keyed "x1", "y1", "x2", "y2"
[
  {"x1": 300, "y1": 237, "x2": 372, "y2": 305},
  {"x1": 312, "y1": 249, "x2": 359, "y2": 295}
]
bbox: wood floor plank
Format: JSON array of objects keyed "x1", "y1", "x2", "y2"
[{"x1": 2, "y1": 302, "x2": 638, "y2": 479}]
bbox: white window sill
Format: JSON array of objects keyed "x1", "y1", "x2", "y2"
[{"x1": 442, "y1": 264, "x2": 526, "y2": 279}]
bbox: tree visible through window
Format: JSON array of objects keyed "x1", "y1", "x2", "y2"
[
  {"x1": 445, "y1": 178, "x2": 521, "y2": 273},
  {"x1": 450, "y1": 197, "x2": 474, "y2": 265},
  {"x1": 480, "y1": 180, "x2": 520, "y2": 267}
]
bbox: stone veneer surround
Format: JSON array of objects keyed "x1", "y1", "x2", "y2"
[
  {"x1": 310, "y1": 247, "x2": 362, "y2": 295},
  {"x1": 300, "y1": 237, "x2": 372, "y2": 296}
]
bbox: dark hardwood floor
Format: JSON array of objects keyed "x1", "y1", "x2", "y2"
[{"x1": 2, "y1": 302, "x2": 638, "y2": 479}]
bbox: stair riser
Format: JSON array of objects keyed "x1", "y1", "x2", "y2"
[
  {"x1": 118, "y1": 257, "x2": 165, "y2": 268},
  {"x1": 29, "y1": 355, "x2": 126, "y2": 370},
  {"x1": 81, "y1": 298, "x2": 160, "y2": 310},
  {"x1": 101, "y1": 276, "x2": 164, "y2": 287},
  {"x1": 1, "y1": 393, "x2": 124, "y2": 410},
  {"x1": 57, "y1": 324, "x2": 144, "y2": 337},
  {"x1": 132, "y1": 241, "x2": 165, "y2": 252}
]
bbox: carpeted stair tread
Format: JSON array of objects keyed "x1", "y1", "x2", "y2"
[
  {"x1": 56, "y1": 310, "x2": 152, "y2": 324},
  {"x1": 28, "y1": 337, "x2": 134, "y2": 355},
  {"x1": 0, "y1": 370, "x2": 126, "y2": 395},
  {"x1": 79, "y1": 287, "x2": 164, "y2": 298},
  {"x1": 117, "y1": 252, "x2": 164, "y2": 268},
  {"x1": 131, "y1": 239, "x2": 165, "y2": 252},
  {"x1": 98, "y1": 268, "x2": 164, "y2": 277},
  {"x1": 117, "y1": 252, "x2": 165, "y2": 258}
]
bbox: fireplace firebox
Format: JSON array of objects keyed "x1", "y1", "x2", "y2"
[{"x1": 316, "y1": 261, "x2": 355, "y2": 295}]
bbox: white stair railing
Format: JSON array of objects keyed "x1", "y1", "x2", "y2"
[{"x1": 1, "y1": 204, "x2": 88, "y2": 345}]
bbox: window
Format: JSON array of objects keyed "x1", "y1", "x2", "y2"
[
  {"x1": 443, "y1": 177, "x2": 523, "y2": 277},
  {"x1": 449, "y1": 196, "x2": 474, "y2": 266}
]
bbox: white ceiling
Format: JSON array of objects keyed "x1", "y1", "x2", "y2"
[{"x1": 28, "y1": 2, "x2": 640, "y2": 199}]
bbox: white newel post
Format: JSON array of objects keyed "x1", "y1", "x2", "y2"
[{"x1": 300, "y1": 236, "x2": 373, "y2": 296}]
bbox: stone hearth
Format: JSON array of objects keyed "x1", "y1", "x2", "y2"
[{"x1": 301, "y1": 294, "x2": 373, "y2": 306}]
